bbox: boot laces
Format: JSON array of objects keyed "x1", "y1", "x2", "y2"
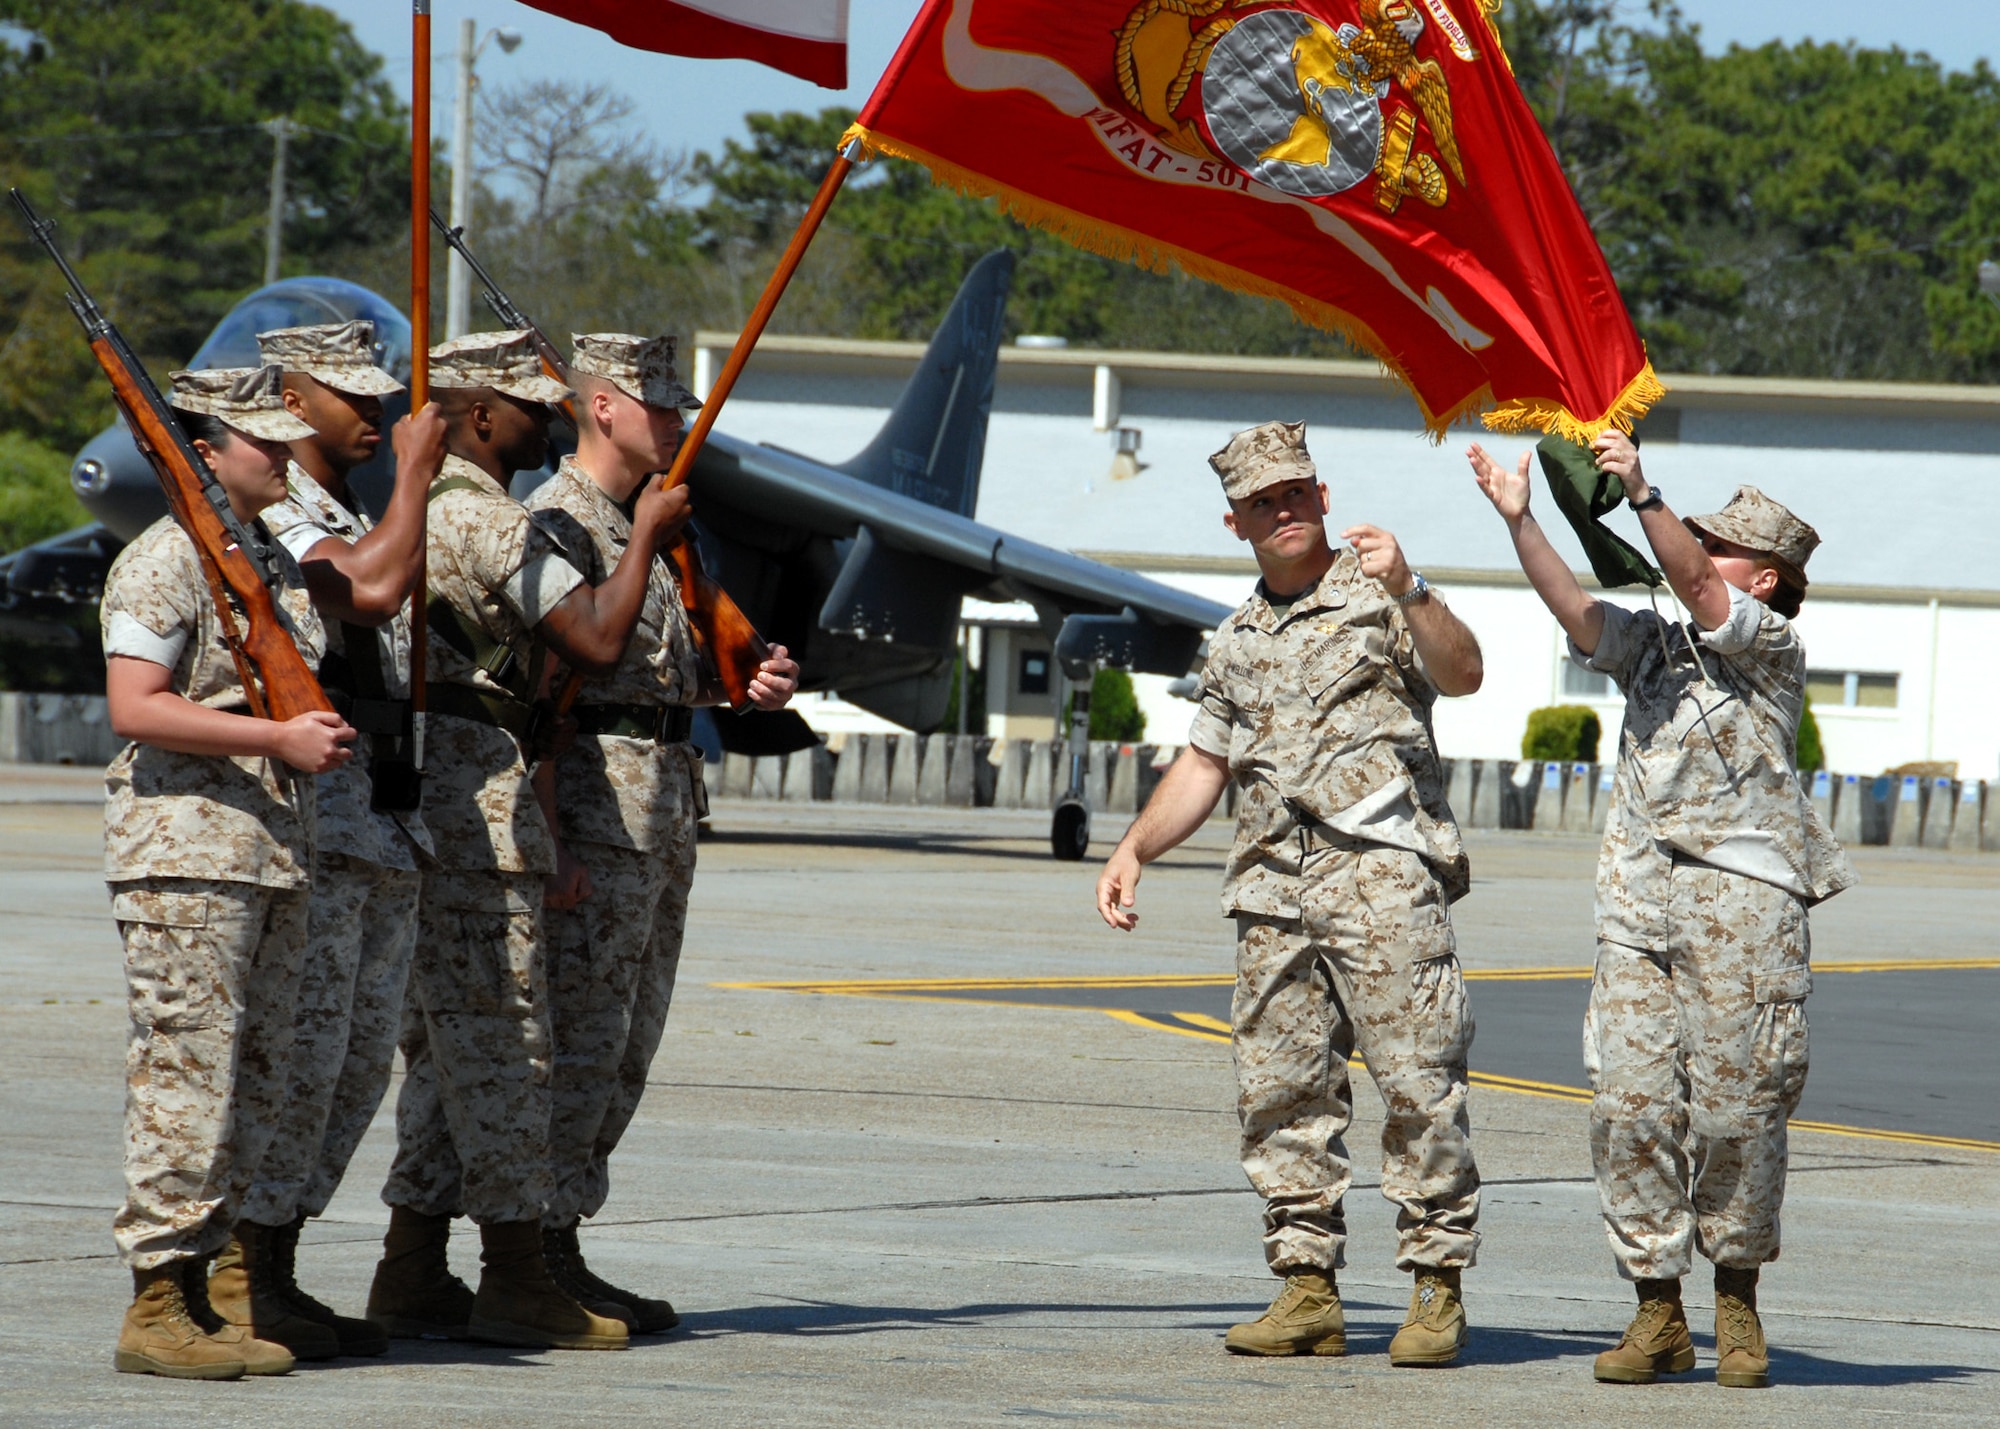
[
  {"x1": 1624, "y1": 1296, "x2": 1675, "y2": 1347},
  {"x1": 1717, "y1": 1295, "x2": 1759, "y2": 1352}
]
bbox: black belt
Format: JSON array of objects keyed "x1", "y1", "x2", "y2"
[
  {"x1": 572, "y1": 702, "x2": 693, "y2": 745},
  {"x1": 428, "y1": 681, "x2": 535, "y2": 741}
]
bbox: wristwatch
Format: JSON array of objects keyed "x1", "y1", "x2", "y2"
[
  {"x1": 1395, "y1": 571, "x2": 1431, "y2": 606},
  {"x1": 1629, "y1": 485, "x2": 1664, "y2": 513}
]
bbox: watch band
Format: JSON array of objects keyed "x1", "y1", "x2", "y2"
[
  {"x1": 1395, "y1": 572, "x2": 1431, "y2": 606},
  {"x1": 1630, "y1": 485, "x2": 1664, "y2": 513}
]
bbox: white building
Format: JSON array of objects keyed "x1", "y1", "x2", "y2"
[{"x1": 695, "y1": 332, "x2": 2000, "y2": 778}]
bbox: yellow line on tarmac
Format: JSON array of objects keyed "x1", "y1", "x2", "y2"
[
  {"x1": 721, "y1": 956, "x2": 2000, "y2": 999},
  {"x1": 719, "y1": 967, "x2": 2000, "y2": 1155}
]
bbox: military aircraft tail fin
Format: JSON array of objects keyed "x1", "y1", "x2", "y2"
[{"x1": 837, "y1": 249, "x2": 1014, "y2": 519}]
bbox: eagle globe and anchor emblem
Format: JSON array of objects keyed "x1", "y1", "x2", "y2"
[{"x1": 1113, "y1": 0, "x2": 1482, "y2": 211}]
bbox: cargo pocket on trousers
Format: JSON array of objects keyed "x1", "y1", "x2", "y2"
[
  {"x1": 112, "y1": 888, "x2": 217, "y2": 1030},
  {"x1": 1750, "y1": 959, "x2": 1811, "y2": 1114},
  {"x1": 443, "y1": 908, "x2": 537, "y2": 1020},
  {"x1": 1410, "y1": 923, "x2": 1473, "y2": 1068}
]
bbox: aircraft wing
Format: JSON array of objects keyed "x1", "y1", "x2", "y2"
[{"x1": 691, "y1": 428, "x2": 1231, "y2": 681}]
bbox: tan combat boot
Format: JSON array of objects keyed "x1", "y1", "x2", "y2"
[
  {"x1": 182, "y1": 1255, "x2": 295, "y2": 1376},
  {"x1": 268, "y1": 1215, "x2": 389, "y2": 1356},
  {"x1": 1224, "y1": 1268, "x2": 1346, "y2": 1356},
  {"x1": 1593, "y1": 1277, "x2": 1696, "y2": 1383},
  {"x1": 1714, "y1": 1265, "x2": 1771, "y2": 1389},
  {"x1": 1388, "y1": 1266, "x2": 1467, "y2": 1367},
  {"x1": 208, "y1": 1222, "x2": 340, "y2": 1360},
  {"x1": 467, "y1": 1220, "x2": 629, "y2": 1351},
  {"x1": 114, "y1": 1265, "x2": 247, "y2": 1380},
  {"x1": 548, "y1": 1221, "x2": 680, "y2": 1334},
  {"x1": 366, "y1": 1206, "x2": 475, "y2": 1340}
]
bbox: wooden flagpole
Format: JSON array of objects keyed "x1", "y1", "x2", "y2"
[
  {"x1": 657, "y1": 140, "x2": 859, "y2": 489},
  {"x1": 409, "y1": 1, "x2": 431, "y2": 766}
]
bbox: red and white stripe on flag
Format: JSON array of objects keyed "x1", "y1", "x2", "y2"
[{"x1": 517, "y1": 0, "x2": 849, "y2": 87}]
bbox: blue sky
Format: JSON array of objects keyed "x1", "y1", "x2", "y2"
[{"x1": 328, "y1": 1, "x2": 1997, "y2": 170}]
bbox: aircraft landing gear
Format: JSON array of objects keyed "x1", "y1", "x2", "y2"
[
  {"x1": 1051, "y1": 797, "x2": 1090, "y2": 861},
  {"x1": 1050, "y1": 660, "x2": 1094, "y2": 860}
]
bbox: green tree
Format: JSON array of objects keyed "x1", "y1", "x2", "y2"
[
  {"x1": 0, "y1": 1, "x2": 409, "y2": 450},
  {"x1": 1796, "y1": 693, "x2": 1824, "y2": 772},
  {"x1": 0, "y1": 431, "x2": 85, "y2": 554},
  {"x1": 1497, "y1": 2, "x2": 2000, "y2": 381}
]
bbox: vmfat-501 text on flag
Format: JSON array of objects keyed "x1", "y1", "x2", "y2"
[
  {"x1": 852, "y1": 0, "x2": 1660, "y2": 439},
  {"x1": 519, "y1": 0, "x2": 850, "y2": 87}
]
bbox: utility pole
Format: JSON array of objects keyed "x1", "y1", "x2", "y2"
[
  {"x1": 446, "y1": 18, "x2": 478, "y2": 338},
  {"x1": 263, "y1": 117, "x2": 298, "y2": 287},
  {"x1": 446, "y1": 20, "x2": 521, "y2": 337}
]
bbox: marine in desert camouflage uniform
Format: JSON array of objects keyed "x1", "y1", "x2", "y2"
[
  {"x1": 203, "y1": 320, "x2": 443, "y2": 1362},
  {"x1": 365, "y1": 330, "x2": 691, "y2": 1354},
  {"x1": 1471, "y1": 431, "x2": 1853, "y2": 1390},
  {"x1": 526, "y1": 333, "x2": 798, "y2": 1332},
  {"x1": 1097, "y1": 421, "x2": 1487, "y2": 1366},
  {"x1": 101, "y1": 367, "x2": 353, "y2": 1380}
]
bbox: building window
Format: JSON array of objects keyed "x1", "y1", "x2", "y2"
[
  {"x1": 1805, "y1": 670, "x2": 1898, "y2": 708},
  {"x1": 1561, "y1": 661, "x2": 1612, "y2": 698},
  {"x1": 1018, "y1": 648, "x2": 1051, "y2": 695}
]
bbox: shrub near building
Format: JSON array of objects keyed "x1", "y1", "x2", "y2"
[{"x1": 1523, "y1": 704, "x2": 1601, "y2": 763}]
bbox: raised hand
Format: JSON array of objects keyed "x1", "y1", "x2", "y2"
[
  {"x1": 1467, "y1": 443, "x2": 1533, "y2": 523},
  {"x1": 632, "y1": 476, "x2": 695, "y2": 551},
  {"x1": 1341, "y1": 522, "x2": 1413, "y2": 596}
]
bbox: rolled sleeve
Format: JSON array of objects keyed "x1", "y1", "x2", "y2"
[
  {"x1": 268, "y1": 514, "x2": 337, "y2": 567},
  {"x1": 1187, "y1": 677, "x2": 1233, "y2": 758},
  {"x1": 1697, "y1": 587, "x2": 1764, "y2": 657},
  {"x1": 501, "y1": 550, "x2": 586, "y2": 627},
  {"x1": 1569, "y1": 602, "x2": 1645, "y2": 682},
  {"x1": 102, "y1": 610, "x2": 187, "y2": 668}
]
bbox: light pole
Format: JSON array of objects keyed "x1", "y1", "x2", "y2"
[
  {"x1": 263, "y1": 116, "x2": 300, "y2": 286},
  {"x1": 445, "y1": 18, "x2": 522, "y2": 338}
]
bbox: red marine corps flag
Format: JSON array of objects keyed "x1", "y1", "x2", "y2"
[
  {"x1": 517, "y1": 0, "x2": 851, "y2": 87},
  {"x1": 847, "y1": 0, "x2": 1660, "y2": 440}
]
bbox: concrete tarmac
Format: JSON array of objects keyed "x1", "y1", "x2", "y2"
[{"x1": 2, "y1": 773, "x2": 1996, "y2": 1426}]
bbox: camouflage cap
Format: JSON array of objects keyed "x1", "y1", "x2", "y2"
[
  {"x1": 1209, "y1": 420, "x2": 1316, "y2": 501},
  {"x1": 168, "y1": 365, "x2": 317, "y2": 443},
  {"x1": 428, "y1": 330, "x2": 575, "y2": 405},
  {"x1": 570, "y1": 332, "x2": 700, "y2": 410},
  {"x1": 1685, "y1": 485, "x2": 1820, "y2": 589},
  {"x1": 256, "y1": 320, "x2": 404, "y2": 397}
]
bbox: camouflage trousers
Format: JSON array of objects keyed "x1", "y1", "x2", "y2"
[
  {"x1": 110, "y1": 878, "x2": 309, "y2": 1269},
  {"x1": 383, "y1": 869, "x2": 555, "y2": 1224},
  {"x1": 1233, "y1": 841, "x2": 1480, "y2": 1275},
  {"x1": 1585, "y1": 862, "x2": 1812, "y2": 1280},
  {"x1": 540, "y1": 835, "x2": 693, "y2": 1227},
  {"x1": 240, "y1": 853, "x2": 420, "y2": 1226}
]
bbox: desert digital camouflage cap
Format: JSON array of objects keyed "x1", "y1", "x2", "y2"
[
  {"x1": 428, "y1": 330, "x2": 575, "y2": 405},
  {"x1": 169, "y1": 365, "x2": 317, "y2": 443},
  {"x1": 256, "y1": 320, "x2": 404, "y2": 397},
  {"x1": 1209, "y1": 420, "x2": 1317, "y2": 500},
  {"x1": 1685, "y1": 485, "x2": 1820, "y2": 589},
  {"x1": 570, "y1": 332, "x2": 700, "y2": 410}
]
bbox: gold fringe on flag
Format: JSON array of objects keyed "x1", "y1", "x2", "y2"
[
  {"x1": 1480, "y1": 359, "x2": 1669, "y2": 447},
  {"x1": 842, "y1": 124, "x2": 1665, "y2": 444}
]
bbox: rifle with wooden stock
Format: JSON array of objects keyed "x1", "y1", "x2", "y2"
[
  {"x1": 429, "y1": 208, "x2": 771, "y2": 712},
  {"x1": 10, "y1": 189, "x2": 334, "y2": 722}
]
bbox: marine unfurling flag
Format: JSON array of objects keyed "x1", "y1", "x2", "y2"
[
  {"x1": 520, "y1": 0, "x2": 851, "y2": 88},
  {"x1": 851, "y1": 0, "x2": 1660, "y2": 439}
]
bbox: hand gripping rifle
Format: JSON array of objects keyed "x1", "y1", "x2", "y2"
[
  {"x1": 429, "y1": 208, "x2": 771, "y2": 711},
  {"x1": 10, "y1": 189, "x2": 333, "y2": 722}
]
